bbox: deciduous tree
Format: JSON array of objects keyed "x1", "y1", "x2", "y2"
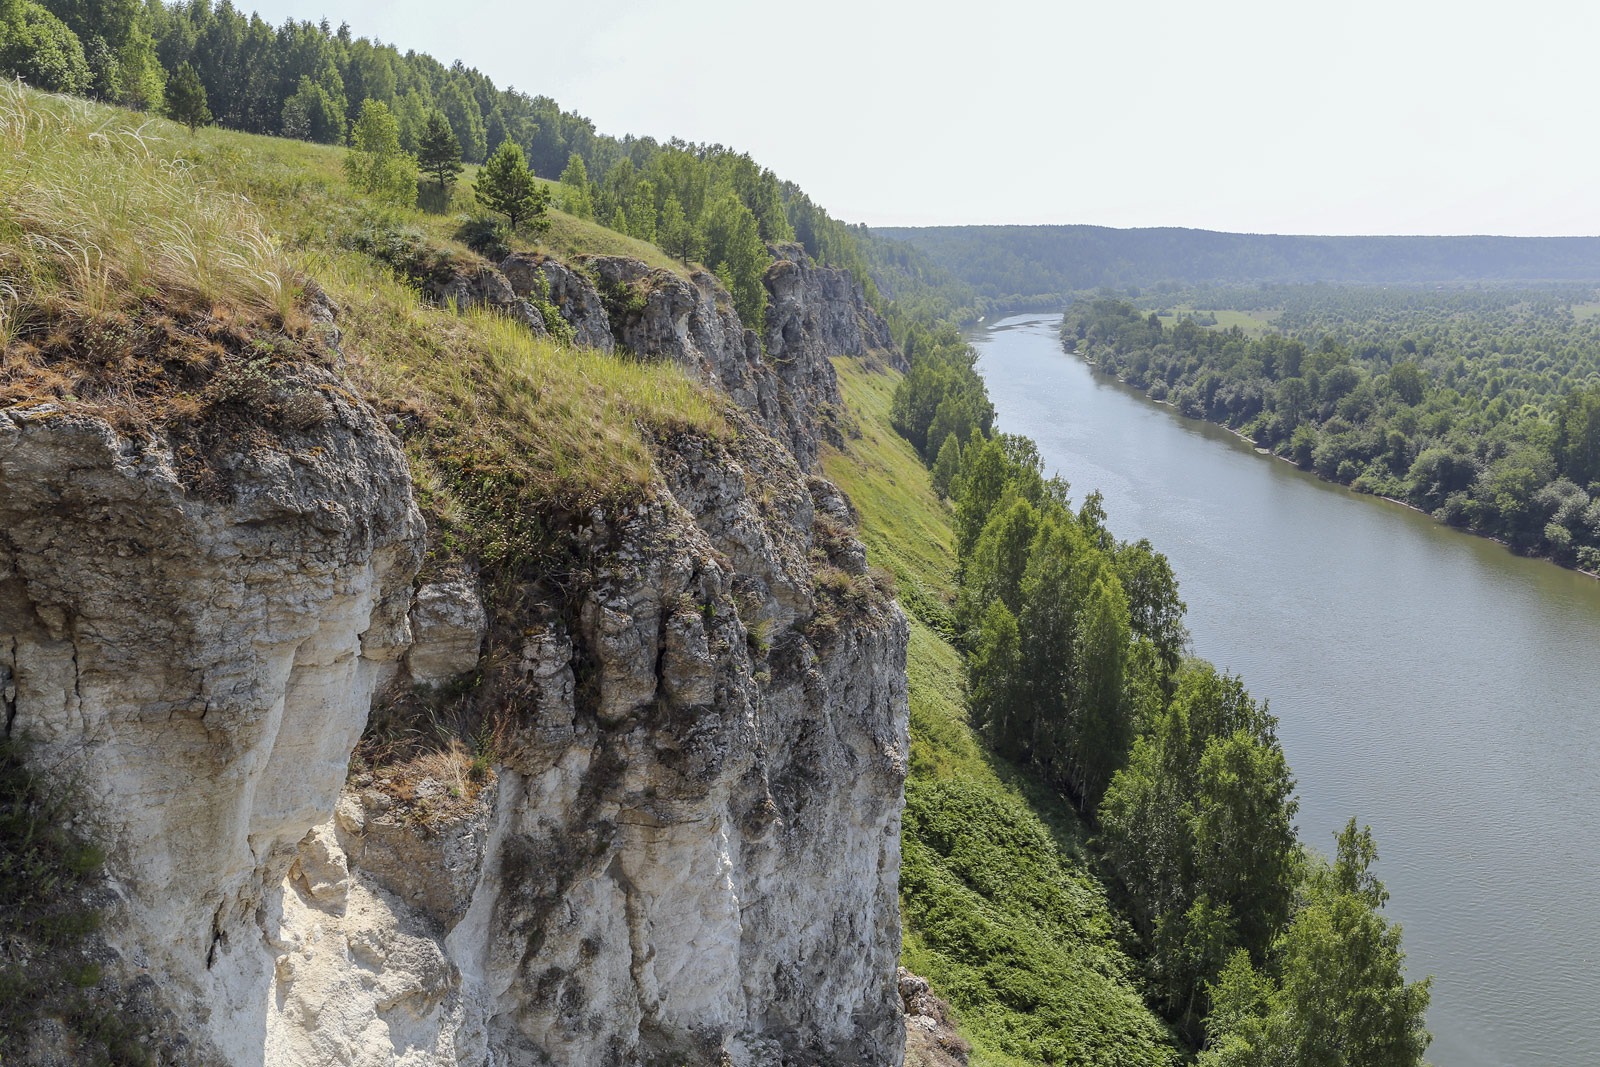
[
  {"x1": 343, "y1": 98, "x2": 417, "y2": 206},
  {"x1": 558, "y1": 152, "x2": 593, "y2": 219}
]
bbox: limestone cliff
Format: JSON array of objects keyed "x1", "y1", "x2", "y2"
[{"x1": 1, "y1": 247, "x2": 911, "y2": 1066}]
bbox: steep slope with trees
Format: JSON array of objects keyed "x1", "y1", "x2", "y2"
[{"x1": 873, "y1": 317, "x2": 1432, "y2": 1063}]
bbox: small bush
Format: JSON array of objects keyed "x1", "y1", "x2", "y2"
[
  {"x1": 209, "y1": 356, "x2": 277, "y2": 408},
  {"x1": 276, "y1": 386, "x2": 331, "y2": 431},
  {"x1": 456, "y1": 212, "x2": 510, "y2": 261}
]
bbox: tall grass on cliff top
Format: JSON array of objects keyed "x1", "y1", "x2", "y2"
[
  {"x1": 0, "y1": 83, "x2": 724, "y2": 523},
  {"x1": 0, "y1": 81, "x2": 294, "y2": 329}
]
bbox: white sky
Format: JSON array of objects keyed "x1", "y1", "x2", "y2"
[{"x1": 245, "y1": 0, "x2": 1600, "y2": 236}]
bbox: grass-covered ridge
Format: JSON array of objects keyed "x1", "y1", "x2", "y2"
[
  {"x1": 825, "y1": 357, "x2": 1180, "y2": 1067},
  {"x1": 0, "y1": 84, "x2": 724, "y2": 562}
]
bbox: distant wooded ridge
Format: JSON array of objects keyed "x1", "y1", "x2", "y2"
[{"x1": 871, "y1": 225, "x2": 1600, "y2": 296}]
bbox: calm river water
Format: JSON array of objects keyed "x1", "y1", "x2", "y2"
[{"x1": 974, "y1": 314, "x2": 1600, "y2": 1067}]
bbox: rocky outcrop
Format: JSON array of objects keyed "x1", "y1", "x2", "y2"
[
  {"x1": 3, "y1": 238, "x2": 911, "y2": 1067},
  {"x1": 577, "y1": 245, "x2": 894, "y2": 470},
  {"x1": 423, "y1": 263, "x2": 548, "y2": 337},
  {"x1": 0, "y1": 380, "x2": 426, "y2": 1066},
  {"x1": 463, "y1": 423, "x2": 909, "y2": 1065},
  {"x1": 898, "y1": 969, "x2": 971, "y2": 1067},
  {"x1": 499, "y1": 251, "x2": 614, "y2": 350},
  {"x1": 405, "y1": 575, "x2": 488, "y2": 687},
  {"x1": 765, "y1": 241, "x2": 900, "y2": 373}
]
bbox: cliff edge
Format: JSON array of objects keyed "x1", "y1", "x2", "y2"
[{"x1": 1, "y1": 241, "x2": 911, "y2": 1066}]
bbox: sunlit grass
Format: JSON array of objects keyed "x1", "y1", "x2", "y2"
[
  {"x1": 0, "y1": 83, "x2": 724, "y2": 528},
  {"x1": 824, "y1": 357, "x2": 958, "y2": 632},
  {"x1": 0, "y1": 82, "x2": 296, "y2": 324},
  {"x1": 323, "y1": 250, "x2": 725, "y2": 517}
]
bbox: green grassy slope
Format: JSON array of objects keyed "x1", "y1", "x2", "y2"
[
  {"x1": 825, "y1": 360, "x2": 1179, "y2": 1067},
  {"x1": 1, "y1": 87, "x2": 723, "y2": 554}
]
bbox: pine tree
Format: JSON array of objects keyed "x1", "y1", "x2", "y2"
[
  {"x1": 416, "y1": 109, "x2": 462, "y2": 195},
  {"x1": 475, "y1": 140, "x2": 549, "y2": 233},
  {"x1": 164, "y1": 61, "x2": 211, "y2": 132}
]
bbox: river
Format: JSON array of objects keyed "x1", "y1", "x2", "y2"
[{"x1": 973, "y1": 313, "x2": 1600, "y2": 1067}]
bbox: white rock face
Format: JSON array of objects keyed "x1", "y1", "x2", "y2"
[
  {"x1": 2, "y1": 252, "x2": 910, "y2": 1067},
  {"x1": 250, "y1": 426, "x2": 910, "y2": 1067},
  {"x1": 405, "y1": 576, "x2": 488, "y2": 687},
  {"x1": 467, "y1": 460, "x2": 909, "y2": 1066},
  {"x1": 0, "y1": 390, "x2": 425, "y2": 1067}
]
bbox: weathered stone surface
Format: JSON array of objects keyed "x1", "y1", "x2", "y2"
[
  {"x1": 289, "y1": 822, "x2": 350, "y2": 906},
  {"x1": 0, "y1": 375, "x2": 426, "y2": 1066},
  {"x1": 463, "y1": 448, "x2": 909, "y2": 1067},
  {"x1": 578, "y1": 254, "x2": 769, "y2": 406},
  {"x1": 3, "y1": 239, "x2": 912, "y2": 1067},
  {"x1": 899, "y1": 967, "x2": 971, "y2": 1067},
  {"x1": 578, "y1": 246, "x2": 894, "y2": 471},
  {"x1": 499, "y1": 251, "x2": 614, "y2": 350},
  {"x1": 423, "y1": 263, "x2": 547, "y2": 336},
  {"x1": 765, "y1": 241, "x2": 900, "y2": 375},
  {"x1": 405, "y1": 575, "x2": 488, "y2": 686}
]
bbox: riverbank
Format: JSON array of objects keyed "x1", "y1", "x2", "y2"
[
  {"x1": 978, "y1": 312, "x2": 1600, "y2": 1067},
  {"x1": 1062, "y1": 342, "x2": 1600, "y2": 584}
]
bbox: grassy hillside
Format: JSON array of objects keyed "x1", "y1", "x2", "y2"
[
  {"x1": 825, "y1": 361, "x2": 1179, "y2": 1067},
  {"x1": 8, "y1": 82, "x2": 1178, "y2": 1066},
  {"x1": 0, "y1": 85, "x2": 721, "y2": 577}
]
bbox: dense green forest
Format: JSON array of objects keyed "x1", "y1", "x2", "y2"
[
  {"x1": 875, "y1": 224, "x2": 1600, "y2": 299},
  {"x1": 887, "y1": 325, "x2": 1432, "y2": 1061},
  {"x1": 1063, "y1": 285, "x2": 1600, "y2": 569}
]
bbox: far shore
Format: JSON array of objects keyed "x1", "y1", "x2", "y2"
[{"x1": 1056, "y1": 341, "x2": 1600, "y2": 584}]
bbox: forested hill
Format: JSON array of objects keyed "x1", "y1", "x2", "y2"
[{"x1": 873, "y1": 224, "x2": 1600, "y2": 299}]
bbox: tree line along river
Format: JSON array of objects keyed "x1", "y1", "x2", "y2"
[{"x1": 973, "y1": 313, "x2": 1600, "y2": 1067}]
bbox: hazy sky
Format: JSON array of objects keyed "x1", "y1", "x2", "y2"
[{"x1": 245, "y1": 0, "x2": 1600, "y2": 236}]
